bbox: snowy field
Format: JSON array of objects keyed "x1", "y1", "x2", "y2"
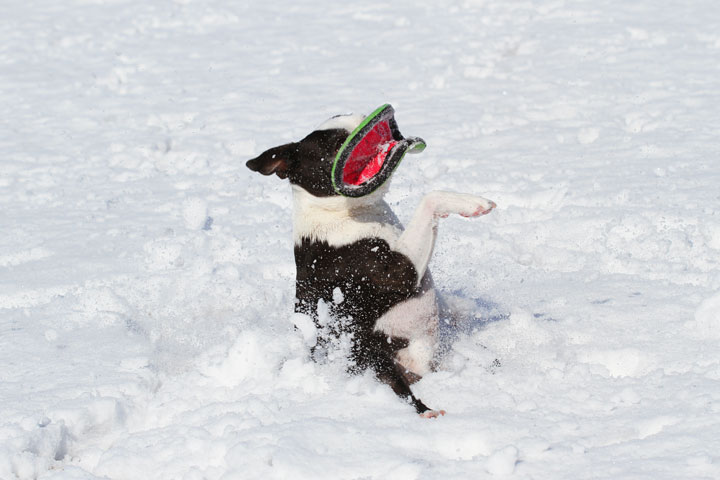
[{"x1": 2, "y1": 0, "x2": 720, "y2": 478}]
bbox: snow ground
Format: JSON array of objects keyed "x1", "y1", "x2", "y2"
[{"x1": 1, "y1": 0, "x2": 720, "y2": 478}]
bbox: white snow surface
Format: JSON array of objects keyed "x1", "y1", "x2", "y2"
[{"x1": 2, "y1": 0, "x2": 720, "y2": 478}]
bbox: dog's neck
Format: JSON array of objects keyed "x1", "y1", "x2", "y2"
[{"x1": 291, "y1": 185, "x2": 400, "y2": 247}]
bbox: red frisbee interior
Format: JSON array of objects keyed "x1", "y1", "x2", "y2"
[{"x1": 342, "y1": 119, "x2": 397, "y2": 186}]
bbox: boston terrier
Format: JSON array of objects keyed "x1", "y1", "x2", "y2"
[{"x1": 246, "y1": 109, "x2": 495, "y2": 418}]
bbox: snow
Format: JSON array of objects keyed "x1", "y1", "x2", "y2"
[
  {"x1": 487, "y1": 445, "x2": 518, "y2": 475},
  {"x1": 1, "y1": 0, "x2": 720, "y2": 478}
]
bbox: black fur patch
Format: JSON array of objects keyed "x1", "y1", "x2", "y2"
[
  {"x1": 294, "y1": 237, "x2": 431, "y2": 413},
  {"x1": 246, "y1": 129, "x2": 349, "y2": 197}
]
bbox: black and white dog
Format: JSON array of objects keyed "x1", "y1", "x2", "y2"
[{"x1": 246, "y1": 112, "x2": 495, "y2": 417}]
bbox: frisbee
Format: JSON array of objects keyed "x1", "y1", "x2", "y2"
[{"x1": 331, "y1": 104, "x2": 426, "y2": 197}]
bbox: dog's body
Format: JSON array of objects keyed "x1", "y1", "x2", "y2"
[{"x1": 247, "y1": 113, "x2": 494, "y2": 417}]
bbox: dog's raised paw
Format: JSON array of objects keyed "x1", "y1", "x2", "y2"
[
  {"x1": 427, "y1": 192, "x2": 496, "y2": 219},
  {"x1": 460, "y1": 200, "x2": 496, "y2": 218},
  {"x1": 420, "y1": 409, "x2": 446, "y2": 419}
]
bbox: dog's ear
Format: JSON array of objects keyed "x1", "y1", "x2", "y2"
[{"x1": 246, "y1": 143, "x2": 297, "y2": 179}]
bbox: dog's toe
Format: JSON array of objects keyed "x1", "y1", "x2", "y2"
[
  {"x1": 461, "y1": 200, "x2": 496, "y2": 218},
  {"x1": 420, "y1": 409, "x2": 446, "y2": 419}
]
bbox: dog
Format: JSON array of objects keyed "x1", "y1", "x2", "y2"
[{"x1": 246, "y1": 110, "x2": 495, "y2": 417}]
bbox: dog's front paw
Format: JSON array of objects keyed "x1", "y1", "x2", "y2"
[
  {"x1": 459, "y1": 198, "x2": 496, "y2": 218},
  {"x1": 426, "y1": 192, "x2": 496, "y2": 218}
]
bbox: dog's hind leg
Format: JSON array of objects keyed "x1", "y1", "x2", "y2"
[
  {"x1": 394, "y1": 191, "x2": 495, "y2": 286},
  {"x1": 359, "y1": 332, "x2": 445, "y2": 417},
  {"x1": 377, "y1": 360, "x2": 443, "y2": 417},
  {"x1": 395, "y1": 335, "x2": 435, "y2": 377}
]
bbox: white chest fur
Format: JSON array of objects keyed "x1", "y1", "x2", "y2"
[{"x1": 291, "y1": 185, "x2": 401, "y2": 247}]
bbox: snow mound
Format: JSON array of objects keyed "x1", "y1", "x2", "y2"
[{"x1": 690, "y1": 291, "x2": 720, "y2": 339}]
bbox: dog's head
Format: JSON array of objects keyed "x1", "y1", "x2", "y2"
[{"x1": 246, "y1": 114, "x2": 365, "y2": 197}]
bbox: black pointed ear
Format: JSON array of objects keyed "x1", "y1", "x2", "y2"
[{"x1": 246, "y1": 143, "x2": 297, "y2": 179}]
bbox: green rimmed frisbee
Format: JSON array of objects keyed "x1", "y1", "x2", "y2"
[{"x1": 331, "y1": 104, "x2": 426, "y2": 197}]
